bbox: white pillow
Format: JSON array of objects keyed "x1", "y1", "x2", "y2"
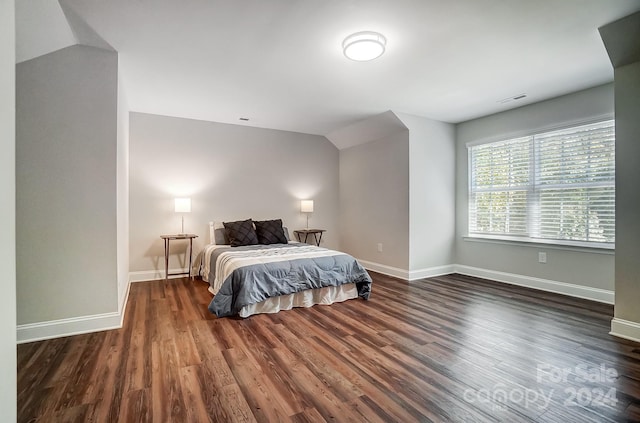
[{"x1": 209, "y1": 221, "x2": 229, "y2": 245}]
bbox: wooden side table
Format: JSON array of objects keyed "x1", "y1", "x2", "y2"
[
  {"x1": 294, "y1": 229, "x2": 326, "y2": 247},
  {"x1": 160, "y1": 234, "x2": 198, "y2": 279}
]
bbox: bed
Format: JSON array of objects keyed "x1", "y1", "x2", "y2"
[{"x1": 201, "y1": 220, "x2": 372, "y2": 317}]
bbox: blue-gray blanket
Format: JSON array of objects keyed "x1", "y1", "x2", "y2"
[{"x1": 207, "y1": 243, "x2": 372, "y2": 317}]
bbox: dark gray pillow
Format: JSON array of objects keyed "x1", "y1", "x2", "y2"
[
  {"x1": 254, "y1": 219, "x2": 288, "y2": 244},
  {"x1": 223, "y1": 219, "x2": 258, "y2": 247}
]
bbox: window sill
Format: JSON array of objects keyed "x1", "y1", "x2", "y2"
[{"x1": 463, "y1": 235, "x2": 614, "y2": 255}]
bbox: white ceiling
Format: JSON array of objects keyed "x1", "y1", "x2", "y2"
[{"x1": 17, "y1": 0, "x2": 640, "y2": 136}]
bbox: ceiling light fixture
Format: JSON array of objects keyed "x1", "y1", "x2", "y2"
[
  {"x1": 498, "y1": 93, "x2": 527, "y2": 104},
  {"x1": 343, "y1": 31, "x2": 386, "y2": 61}
]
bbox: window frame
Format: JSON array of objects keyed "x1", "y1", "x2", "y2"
[{"x1": 466, "y1": 116, "x2": 615, "y2": 250}]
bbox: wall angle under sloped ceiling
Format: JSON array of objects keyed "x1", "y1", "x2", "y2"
[
  {"x1": 15, "y1": 0, "x2": 114, "y2": 64},
  {"x1": 16, "y1": 0, "x2": 76, "y2": 63},
  {"x1": 325, "y1": 110, "x2": 408, "y2": 150},
  {"x1": 59, "y1": 0, "x2": 115, "y2": 53},
  {"x1": 599, "y1": 11, "x2": 640, "y2": 68}
]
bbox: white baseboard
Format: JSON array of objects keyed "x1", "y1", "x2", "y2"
[
  {"x1": 17, "y1": 261, "x2": 616, "y2": 343},
  {"x1": 408, "y1": 265, "x2": 455, "y2": 281},
  {"x1": 129, "y1": 267, "x2": 196, "y2": 283},
  {"x1": 118, "y1": 278, "x2": 131, "y2": 324},
  {"x1": 357, "y1": 259, "x2": 409, "y2": 280},
  {"x1": 453, "y1": 264, "x2": 614, "y2": 304},
  {"x1": 17, "y1": 277, "x2": 133, "y2": 344},
  {"x1": 357, "y1": 259, "x2": 454, "y2": 282},
  {"x1": 17, "y1": 311, "x2": 123, "y2": 344},
  {"x1": 610, "y1": 318, "x2": 640, "y2": 343}
]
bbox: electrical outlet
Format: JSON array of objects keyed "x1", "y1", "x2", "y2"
[
  {"x1": 377, "y1": 243, "x2": 383, "y2": 253},
  {"x1": 538, "y1": 252, "x2": 547, "y2": 263}
]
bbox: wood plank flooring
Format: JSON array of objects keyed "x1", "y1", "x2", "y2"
[{"x1": 17, "y1": 272, "x2": 640, "y2": 422}]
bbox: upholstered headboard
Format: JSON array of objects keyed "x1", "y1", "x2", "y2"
[{"x1": 208, "y1": 221, "x2": 215, "y2": 244}]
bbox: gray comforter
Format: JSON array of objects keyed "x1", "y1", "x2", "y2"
[{"x1": 207, "y1": 243, "x2": 371, "y2": 317}]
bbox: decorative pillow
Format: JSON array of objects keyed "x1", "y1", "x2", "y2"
[
  {"x1": 223, "y1": 219, "x2": 259, "y2": 247},
  {"x1": 254, "y1": 219, "x2": 288, "y2": 244}
]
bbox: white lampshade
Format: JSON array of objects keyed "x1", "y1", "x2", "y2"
[
  {"x1": 343, "y1": 31, "x2": 386, "y2": 61},
  {"x1": 301, "y1": 200, "x2": 314, "y2": 213},
  {"x1": 174, "y1": 198, "x2": 191, "y2": 213}
]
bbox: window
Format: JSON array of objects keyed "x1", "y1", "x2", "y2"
[{"x1": 468, "y1": 120, "x2": 615, "y2": 247}]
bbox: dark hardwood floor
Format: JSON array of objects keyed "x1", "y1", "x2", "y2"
[{"x1": 17, "y1": 272, "x2": 640, "y2": 422}]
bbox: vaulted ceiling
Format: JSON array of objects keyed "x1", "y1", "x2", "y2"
[{"x1": 16, "y1": 0, "x2": 640, "y2": 136}]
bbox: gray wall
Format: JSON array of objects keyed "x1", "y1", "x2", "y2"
[
  {"x1": 117, "y1": 59, "x2": 130, "y2": 308},
  {"x1": 16, "y1": 45, "x2": 119, "y2": 324},
  {"x1": 0, "y1": 0, "x2": 17, "y2": 418},
  {"x1": 613, "y1": 60, "x2": 640, "y2": 322},
  {"x1": 129, "y1": 112, "x2": 340, "y2": 275},
  {"x1": 599, "y1": 10, "x2": 640, "y2": 336},
  {"x1": 398, "y1": 113, "x2": 456, "y2": 271},
  {"x1": 455, "y1": 84, "x2": 615, "y2": 291},
  {"x1": 339, "y1": 130, "x2": 410, "y2": 270}
]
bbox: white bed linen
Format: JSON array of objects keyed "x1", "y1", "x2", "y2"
[{"x1": 207, "y1": 283, "x2": 358, "y2": 318}]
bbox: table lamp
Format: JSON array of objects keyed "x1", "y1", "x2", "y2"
[
  {"x1": 301, "y1": 200, "x2": 314, "y2": 229},
  {"x1": 174, "y1": 198, "x2": 191, "y2": 234}
]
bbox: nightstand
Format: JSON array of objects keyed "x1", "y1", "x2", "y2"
[
  {"x1": 294, "y1": 229, "x2": 326, "y2": 246},
  {"x1": 160, "y1": 234, "x2": 198, "y2": 279}
]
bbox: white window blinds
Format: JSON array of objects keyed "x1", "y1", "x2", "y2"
[{"x1": 469, "y1": 120, "x2": 615, "y2": 246}]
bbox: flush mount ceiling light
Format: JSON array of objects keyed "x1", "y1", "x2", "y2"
[
  {"x1": 497, "y1": 93, "x2": 527, "y2": 104},
  {"x1": 343, "y1": 31, "x2": 386, "y2": 61}
]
